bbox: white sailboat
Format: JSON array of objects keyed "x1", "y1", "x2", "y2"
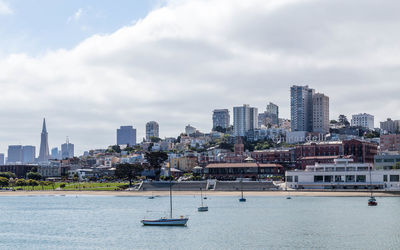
[
  {"x1": 368, "y1": 165, "x2": 377, "y2": 206},
  {"x1": 198, "y1": 188, "x2": 208, "y2": 212},
  {"x1": 141, "y1": 178, "x2": 189, "y2": 226}
]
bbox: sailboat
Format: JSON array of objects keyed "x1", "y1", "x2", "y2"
[
  {"x1": 198, "y1": 188, "x2": 208, "y2": 212},
  {"x1": 368, "y1": 165, "x2": 377, "y2": 206},
  {"x1": 141, "y1": 178, "x2": 189, "y2": 226},
  {"x1": 148, "y1": 192, "x2": 155, "y2": 199},
  {"x1": 285, "y1": 182, "x2": 292, "y2": 199},
  {"x1": 239, "y1": 178, "x2": 246, "y2": 202}
]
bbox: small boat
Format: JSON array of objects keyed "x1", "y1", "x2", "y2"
[
  {"x1": 141, "y1": 179, "x2": 188, "y2": 226},
  {"x1": 239, "y1": 179, "x2": 246, "y2": 202},
  {"x1": 148, "y1": 192, "x2": 155, "y2": 199},
  {"x1": 198, "y1": 188, "x2": 208, "y2": 212},
  {"x1": 368, "y1": 197, "x2": 377, "y2": 206},
  {"x1": 141, "y1": 217, "x2": 188, "y2": 226}
]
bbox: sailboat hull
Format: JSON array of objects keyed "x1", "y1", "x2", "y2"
[
  {"x1": 198, "y1": 206, "x2": 208, "y2": 212},
  {"x1": 141, "y1": 218, "x2": 189, "y2": 226}
]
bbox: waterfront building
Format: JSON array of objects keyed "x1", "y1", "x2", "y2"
[
  {"x1": 22, "y1": 145, "x2": 36, "y2": 164},
  {"x1": 38, "y1": 118, "x2": 50, "y2": 162},
  {"x1": 0, "y1": 153, "x2": 4, "y2": 165},
  {"x1": 212, "y1": 109, "x2": 230, "y2": 130},
  {"x1": 146, "y1": 121, "x2": 159, "y2": 141},
  {"x1": 61, "y1": 139, "x2": 74, "y2": 159},
  {"x1": 7, "y1": 145, "x2": 23, "y2": 164},
  {"x1": 251, "y1": 148, "x2": 296, "y2": 168},
  {"x1": 169, "y1": 156, "x2": 198, "y2": 172},
  {"x1": 206, "y1": 162, "x2": 283, "y2": 179},
  {"x1": 233, "y1": 104, "x2": 258, "y2": 137},
  {"x1": 312, "y1": 93, "x2": 329, "y2": 134},
  {"x1": 285, "y1": 158, "x2": 400, "y2": 190},
  {"x1": 290, "y1": 85, "x2": 314, "y2": 132},
  {"x1": 374, "y1": 152, "x2": 400, "y2": 170},
  {"x1": 351, "y1": 113, "x2": 374, "y2": 130},
  {"x1": 380, "y1": 118, "x2": 400, "y2": 134},
  {"x1": 116, "y1": 126, "x2": 137, "y2": 146},
  {"x1": 380, "y1": 134, "x2": 400, "y2": 151},
  {"x1": 0, "y1": 164, "x2": 37, "y2": 178}
]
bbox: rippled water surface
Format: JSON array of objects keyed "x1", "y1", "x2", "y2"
[{"x1": 0, "y1": 195, "x2": 399, "y2": 250}]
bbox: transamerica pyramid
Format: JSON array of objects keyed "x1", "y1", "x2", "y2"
[{"x1": 37, "y1": 118, "x2": 50, "y2": 162}]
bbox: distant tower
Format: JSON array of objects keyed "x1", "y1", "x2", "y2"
[
  {"x1": 61, "y1": 137, "x2": 74, "y2": 159},
  {"x1": 38, "y1": 118, "x2": 50, "y2": 162}
]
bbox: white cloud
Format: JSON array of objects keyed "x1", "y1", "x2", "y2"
[
  {"x1": 67, "y1": 8, "x2": 83, "y2": 23},
  {"x1": 0, "y1": 0, "x2": 12, "y2": 15},
  {"x1": 1, "y1": 0, "x2": 400, "y2": 154}
]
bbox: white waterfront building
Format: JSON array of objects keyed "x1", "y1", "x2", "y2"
[{"x1": 285, "y1": 158, "x2": 400, "y2": 190}]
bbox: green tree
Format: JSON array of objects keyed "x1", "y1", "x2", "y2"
[
  {"x1": 145, "y1": 152, "x2": 168, "y2": 180},
  {"x1": 27, "y1": 179, "x2": 39, "y2": 190},
  {"x1": 16, "y1": 179, "x2": 26, "y2": 187},
  {"x1": 338, "y1": 115, "x2": 350, "y2": 126},
  {"x1": 150, "y1": 136, "x2": 161, "y2": 143},
  {"x1": 60, "y1": 183, "x2": 66, "y2": 189},
  {"x1": 0, "y1": 177, "x2": 9, "y2": 188},
  {"x1": 115, "y1": 163, "x2": 144, "y2": 187},
  {"x1": 213, "y1": 126, "x2": 226, "y2": 133},
  {"x1": 27, "y1": 171, "x2": 42, "y2": 181},
  {"x1": 0, "y1": 172, "x2": 16, "y2": 179}
]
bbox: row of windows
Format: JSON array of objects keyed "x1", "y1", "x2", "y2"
[{"x1": 287, "y1": 175, "x2": 400, "y2": 183}]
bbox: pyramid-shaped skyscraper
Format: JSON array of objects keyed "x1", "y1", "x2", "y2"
[{"x1": 37, "y1": 118, "x2": 50, "y2": 162}]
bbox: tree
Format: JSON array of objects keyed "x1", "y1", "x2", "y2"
[
  {"x1": 27, "y1": 171, "x2": 42, "y2": 181},
  {"x1": 145, "y1": 152, "x2": 168, "y2": 180},
  {"x1": 0, "y1": 172, "x2": 16, "y2": 179},
  {"x1": 16, "y1": 179, "x2": 26, "y2": 187},
  {"x1": 115, "y1": 163, "x2": 144, "y2": 187},
  {"x1": 0, "y1": 177, "x2": 9, "y2": 188},
  {"x1": 214, "y1": 126, "x2": 226, "y2": 133},
  {"x1": 27, "y1": 179, "x2": 39, "y2": 190},
  {"x1": 150, "y1": 136, "x2": 161, "y2": 143},
  {"x1": 338, "y1": 115, "x2": 350, "y2": 126}
]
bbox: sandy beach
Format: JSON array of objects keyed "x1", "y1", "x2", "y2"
[{"x1": 0, "y1": 190, "x2": 399, "y2": 197}]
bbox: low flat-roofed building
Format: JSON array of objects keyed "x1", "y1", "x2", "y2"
[
  {"x1": 374, "y1": 153, "x2": 400, "y2": 170},
  {"x1": 206, "y1": 162, "x2": 283, "y2": 180},
  {"x1": 285, "y1": 158, "x2": 400, "y2": 190}
]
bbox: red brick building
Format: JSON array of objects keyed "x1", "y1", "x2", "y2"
[
  {"x1": 380, "y1": 134, "x2": 400, "y2": 151},
  {"x1": 205, "y1": 162, "x2": 283, "y2": 180}
]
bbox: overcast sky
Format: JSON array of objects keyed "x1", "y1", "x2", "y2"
[{"x1": 1, "y1": 0, "x2": 400, "y2": 156}]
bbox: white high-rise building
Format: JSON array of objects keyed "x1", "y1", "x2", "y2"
[
  {"x1": 312, "y1": 93, "x2": 329, "y2": 133},
  {"x1": 233, "y1": 104, "x2": 258, "y2": 137},
  {"x1": 117, "y1": 126, "x2": 137, "y2": 146},
  {"x1": 351, "y1": 113, "x2": 374, "y2": 130},
  {"x1": 146, "y1": 121, "x2": 159, "y2": 141}
]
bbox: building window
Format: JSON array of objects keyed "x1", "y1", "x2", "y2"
[
  {"x1": 383, "y1": 175, "x2": 388, "y2": 182},
  {"x1": 345, "y1": 175, "x2": 355, "y2": 182},
  {"x1": 314, "y1": 176, "x2": 323, "y2": 182},
  {"x1": 335, "y1": 175, "x2": 345, "y2": 182},
  {"x1": 295, "y1": 176, "x2": 298, "y2": 182},
  {"x1": 389, "y1": 175, "x2": 399, "y2": 182},
  {"x1": 286, "y1": 176, "x2": 293, "y2": 182},
  {"x1": 356, "y1": 175, "x2": 366, "y2": 182},
  {"x1": 324, "y1": 176, "x2": 333, "y2": 182}
]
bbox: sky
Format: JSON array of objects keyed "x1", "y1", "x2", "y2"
[{"x1": 1, "y1": 0, "x2": 400, "y2": 156}]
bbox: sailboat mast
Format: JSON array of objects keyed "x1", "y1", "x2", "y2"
[
  {"x1": 200, "y1": 188, "x2": 203, "y2": 206},
  {"x1": 170, "y1": 179, "x2": 173, "y2": 218}
]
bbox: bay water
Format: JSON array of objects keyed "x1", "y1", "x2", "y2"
[{"x1": 0, "y1": 195, "x2": 399, "y2": 249}]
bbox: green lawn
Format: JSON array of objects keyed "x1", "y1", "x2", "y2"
[{"x1": 11, "y1": 182, "x2": 130, "y2": 191}]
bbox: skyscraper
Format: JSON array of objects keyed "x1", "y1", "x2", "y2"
[
  {"x1": 38, "y1": 118, "x2": 50, "y2": 162},
  {"x1": 312, "y1": 93, "x2": 330, "y2": 133},
  {"x1": 7, "y1": 145, "x2": 23, "y2": 164},
  {"x1": 61, "y1": 138, "x2": 74, "y2": 159},
  {"x1": 51, "y1": 147, "x2": 60, "y2": 160},
  {"x1": 212, "y1": 109, "x2": 230, "y2": 130},
  {"x1": 233, "y1": 104, "x2": 258, "y2": 136},
  {"x1": 146, "y1": 121, "x2": 160, "y2": 141},
  {"x1": 290, "y1": 85, "x2": 315, "y2": 132},
  {"x1": 266, "y1": 102, "x2": 279, "y2": 126},
  {"x1": 22, "y1": 145, "x2": 36, "y2": 164},
  {"x1": 117, "y1": 126, "x2": 137, "y2": 146},
  {"x1": 0, "y1": 153, "x2": 4, "y2": 165}
]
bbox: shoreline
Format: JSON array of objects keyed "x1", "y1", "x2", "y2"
[{"x1": 0, "y1": 190, "x2": 399, "y2": 197}]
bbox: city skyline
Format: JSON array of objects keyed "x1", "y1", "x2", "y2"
[{"x1": 1, "y1": 0, "x2": 400, "y2": 155}]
